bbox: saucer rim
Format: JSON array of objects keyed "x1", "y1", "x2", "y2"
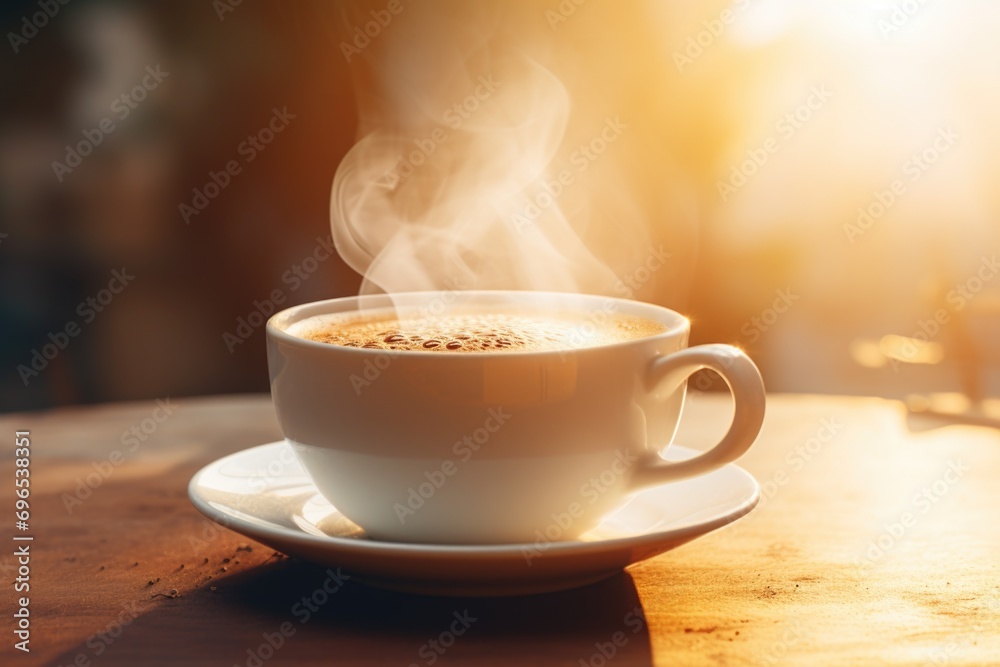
[{"x1": 188, "y1": 441, "x2": 760, "y2": 559}]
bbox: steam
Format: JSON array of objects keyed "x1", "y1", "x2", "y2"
[{"x1": 330, "y1": 2, "x2": 647, "y2": 297}]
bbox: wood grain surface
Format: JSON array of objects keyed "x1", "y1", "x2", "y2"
[{"x1": 1, "y1": 393, "x2": 998, "y2": 666}]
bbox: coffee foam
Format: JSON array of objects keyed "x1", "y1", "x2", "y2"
[{"x1": 288, "y1": 310, "x2": 666, "y2": 353}]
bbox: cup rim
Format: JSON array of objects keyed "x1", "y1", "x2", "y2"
[{"x1": 266, "y1": 290, "x2": 690, "y2": 358}]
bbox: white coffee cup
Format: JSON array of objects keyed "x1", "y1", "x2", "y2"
[{"x1": 266, "y1": 290, "x2": 765, "y2": 544}]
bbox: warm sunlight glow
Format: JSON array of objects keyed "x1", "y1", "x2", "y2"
[{"x1": 879, "y1": 335, "x2": 944, "y2": 365}]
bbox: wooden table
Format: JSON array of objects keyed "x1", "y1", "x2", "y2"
[{"x1": 2, "y1": 393, "x2": 999, "y2": 666}]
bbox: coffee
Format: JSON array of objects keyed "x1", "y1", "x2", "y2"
[
  {"x1": 269, "y1": 291, "x2": 765, "y2": 544},
  {"x1": 287, "y1": 309, "x2": 667, "y2": 352}
]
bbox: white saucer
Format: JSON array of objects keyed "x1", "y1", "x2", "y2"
[{"x1": 188, "y1": 442, "x2": 760, "y2": 596}]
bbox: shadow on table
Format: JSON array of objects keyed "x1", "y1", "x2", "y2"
[{"x1": 45, "y1": 558, "x2": 654, "y2": 666}]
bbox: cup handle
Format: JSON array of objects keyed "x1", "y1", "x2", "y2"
[{"x1": 630, "y1": 344, "x2": 765, "y2": 489}]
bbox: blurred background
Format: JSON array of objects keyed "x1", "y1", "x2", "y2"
[{"x1": 2, "y1": 0, "x2": 999, "y2": 413}]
